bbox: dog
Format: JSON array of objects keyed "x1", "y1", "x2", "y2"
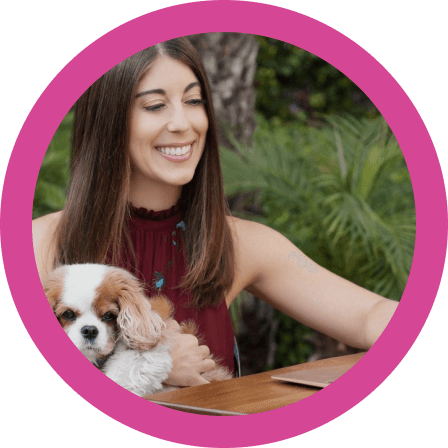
[{"x1": 43, "y1": 263, "x2": 232, "y2": 396}]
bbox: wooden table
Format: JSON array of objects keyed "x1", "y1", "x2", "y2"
[{"x1": 146, "y1": 352, "x2": 365, "y2": 415}]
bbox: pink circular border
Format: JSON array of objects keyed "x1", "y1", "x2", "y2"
[{"x1": 1, "y1": 1, "x2": 446, "y2": 446}]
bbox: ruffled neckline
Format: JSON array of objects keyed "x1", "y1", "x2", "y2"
[{"x1": 129, "y1": 198, "x2": 187, "y2": 222}]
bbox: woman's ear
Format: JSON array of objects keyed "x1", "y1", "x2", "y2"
[{"x1": 115, "y1": 273, "x2": 166, "y2": 350}]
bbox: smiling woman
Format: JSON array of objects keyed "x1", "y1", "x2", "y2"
[
  {"x1": 32, "y1": 36, "x2": 399, "y2": 390},
  {"x1": 33, "y1": 38, "x2": 236, "y2": 386}
]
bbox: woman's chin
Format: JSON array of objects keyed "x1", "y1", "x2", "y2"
[{"x1": 161, "y1": 170, "x2": 196, "y2": 187}]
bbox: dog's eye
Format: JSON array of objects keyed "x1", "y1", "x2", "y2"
[
  {"x1": 61, "y1": 310, "x2": 76, "y2": 321},
  {"x1": 102, "y1": 312, "x2": 116, "y2": 322}
]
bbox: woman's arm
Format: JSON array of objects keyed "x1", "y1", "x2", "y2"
[{"x1": 232, "y1": 218, "x2": 399, "y2": 350}]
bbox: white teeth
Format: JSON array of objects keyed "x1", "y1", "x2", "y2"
[{"x1": 157, "y1": 144, "x2": 191, "y2": 156}]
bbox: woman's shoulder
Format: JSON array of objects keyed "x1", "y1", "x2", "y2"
[
  {"x1": 225, "y1": 215, "x2": 303, "y2": 293},
  {"x1": 226, "y1": 215, "x2": 256, "y2": 246},
  {"x1": 32, "y1": 211, "x2": 63, "y2": 282},
  {"x1": 225, "y1": 215, "x2": 283, "y2": 293},
  {"x1": 226, "y1": 215, "x2": 281, "y2": 244},
  {"x1": 32, "y1": 211, "x2": 63, "y2": 242}
]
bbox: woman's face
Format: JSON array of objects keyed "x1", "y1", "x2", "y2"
[{"x1": 128, "y1": 55, "x2": 209, "y2": 191}]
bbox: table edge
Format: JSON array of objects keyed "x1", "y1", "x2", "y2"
[{"x1": 148, "y1": 400, "x2": 248, "y2": 416}]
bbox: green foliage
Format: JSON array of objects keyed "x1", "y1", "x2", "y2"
[
  {"x1": 33, "y1": 111, "x2": 72, "y2": 219},
  {"x1": 220, "y1": 114, "x2": 415, "y2": 367},
  {"x1": 255, "y1": 36, "x2": 379, "y2": 122},
  {"x1": 272, "y1": 309, "x2": 314, "y2": 367}
]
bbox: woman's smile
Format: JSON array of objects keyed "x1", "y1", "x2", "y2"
[{"x1": 155, "y1": 141, "x2": 194, "y2": 161}]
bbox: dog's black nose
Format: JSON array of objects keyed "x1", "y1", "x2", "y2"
[{"x1": 81, "y1": 326, "x2": 99, "y2": 340}]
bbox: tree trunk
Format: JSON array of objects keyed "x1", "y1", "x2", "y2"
[{"x1": 187, "y1": 33, "x2": 258, "y2": 149}]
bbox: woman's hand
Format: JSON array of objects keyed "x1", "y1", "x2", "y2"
[{"x1": 163, "y1": 319, "x2": 216, "y2": 387}]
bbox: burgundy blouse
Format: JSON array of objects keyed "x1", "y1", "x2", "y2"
[{"x1": 112, "y1": 201, "x2": 235, "y2": 375}]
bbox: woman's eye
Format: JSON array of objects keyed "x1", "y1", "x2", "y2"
[
  {"x1": 144, "y1": 103, "x2": 165, "y2": 112},
  {"x1": 186, "y1": 99, "x2": 206, "y2": 106},
  {"x1": 102, "y1": 312, "x2": 116, "y2": 322},
  {"x1": 61, "y1": 310, "x2": 76, "y2": 321}
]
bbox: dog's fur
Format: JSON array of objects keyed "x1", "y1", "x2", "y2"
[{"x1": 43, "y1": 263, "x2": 232, "y2": 396}]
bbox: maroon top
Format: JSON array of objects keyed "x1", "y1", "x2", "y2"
[{"x1": 111, "y1": 201, "x2": 235, "y2": 375}]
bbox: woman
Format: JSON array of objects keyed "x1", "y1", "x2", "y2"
[{"x1": 32, "y1": 37, "x2": 398, "y2": 386}]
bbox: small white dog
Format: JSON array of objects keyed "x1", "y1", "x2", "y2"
[{"x1": 43, "y1": 263, "x2": 231, "y2": 396}]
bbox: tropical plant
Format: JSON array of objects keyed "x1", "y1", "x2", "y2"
[{"x1": 221, "y1": 114, "x2": 415, "y2": 367}]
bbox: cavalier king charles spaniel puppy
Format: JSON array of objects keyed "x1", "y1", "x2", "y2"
[{"x1": 43, "y1": 263, "x2": 232, "y2": 396}]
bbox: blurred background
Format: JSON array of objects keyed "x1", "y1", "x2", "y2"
[{"x1": 33, "y1": 33, "x2": 415, "y2": 375}]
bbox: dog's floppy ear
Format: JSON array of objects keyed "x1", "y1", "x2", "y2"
[
  {"x1": 106, "y1": 269, "x2": 165, "y2": 350},
  {"x1": 42, "y1": 266, "x2": 66, "y2": 312}
]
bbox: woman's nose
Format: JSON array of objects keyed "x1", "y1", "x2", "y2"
[{"x1": 166, "y1": 106, "x2": 191, "y2": 133}]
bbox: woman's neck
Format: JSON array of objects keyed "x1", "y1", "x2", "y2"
[{"x1": 129, "y1": 178, "x2": 182, "y2": 211}]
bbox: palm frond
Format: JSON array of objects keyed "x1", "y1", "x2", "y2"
[{"x1": 221, "y1": 113, "x2": 415, "y2": 302}]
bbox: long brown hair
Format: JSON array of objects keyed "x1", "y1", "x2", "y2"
[{"x1": 55, "y1": 37, "x2": 235, "y2": 308}]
